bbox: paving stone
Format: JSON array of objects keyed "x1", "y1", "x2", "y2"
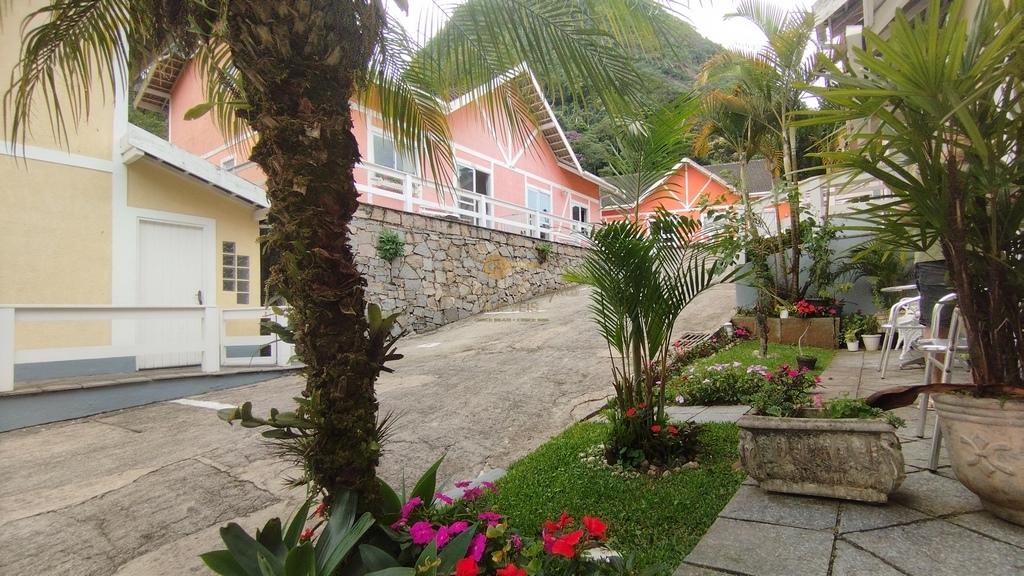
[
  {"x1": 899, "y1": 437, "x2": 950, "y2": 470},
  {"x1": 844, "y1": 519, "x2": 1024, "y2": 576},
  {"x1": 720, "y1": 485, "x2": 840, "y2": 530},
  {"x1": 672, "y1": 563, "x2": 737, "y2": 576},
  {"x1": 838, "y1": 501, "x2": 928, "y2": 533},
  {"x1": 830, "y1": 541, "x2": 905, "y2": 576},
  {"x1": 891, "y1": 471, "x2": 983, "y2": 516},
  {"x1": 684, "y1": 517, "x2": 833, "y2": 576},
  {"x1": 948, "y1": 512, "x2": 1024, "y2": 549},
  {"x1": 666, "y1": 406, "x2": 706, "y2": 422}
]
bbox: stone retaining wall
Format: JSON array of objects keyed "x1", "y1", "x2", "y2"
[{"x1": 351, "y1": 204, "x2": 588, "y2": 333}]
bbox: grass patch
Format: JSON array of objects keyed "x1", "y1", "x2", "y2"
[
  {"x1": 685, "y1": 341, "x2": 836, "y2": 375},
  {"x1": 484, "y1": 422, "x2": 743, "y2": 573}
]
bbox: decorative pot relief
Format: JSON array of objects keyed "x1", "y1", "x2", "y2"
[{"x1": 960, "y1": 434, "x2": 1014, "y2": 477}]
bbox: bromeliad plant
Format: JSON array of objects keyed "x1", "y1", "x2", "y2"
[
  {"x1": 566, "y1": 210, "x2": 734, "y2": 466},
  {"x1": 802, "y1": 0, "x2": 1024, "y2": 404}
]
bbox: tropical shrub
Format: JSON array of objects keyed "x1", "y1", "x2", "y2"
[
  {"x1": 604, "y1": 402, "x2": 700, "y2": 468},
  {"x1": 566, "y1": 210, "x2": 733, "y2": 467}
]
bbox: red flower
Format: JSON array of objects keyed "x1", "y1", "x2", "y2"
[
  {"x1": 625, "y1": 407, "x2": 637, "y2": 418},
  {"x1": 582, "y1": 516, "x2": 608, "y2": 540},
  {"x1": 550, "y1": 530, "x2": 585, "y2": 558},
  {"x1": 650, "y1": 424, "x2": 662, "y2": 433},
  {"x1": 544, "y1": 512, "x2": 573, "y2": 532},
  {"x1": 668, "y1": 425, "x2": 679, "y2": 435},
  {"x1": 299, "y1": 527, "x2": 314, "y2": 542},
  {"x1": 496, "y1": 565, "x2": 527, "y2": 576},
  {"x1": 313, "y1": 501, "x2": 327, "y2": 518},
  {"x1": 455, "y1": 558, "x2": 479, "y2": 576},
  {"x1": 638, "y1": 403, "x2": 648, "y2": 410}
]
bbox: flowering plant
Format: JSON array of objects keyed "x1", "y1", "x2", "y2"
[
  {"x1": 793, "y1": 299, "x2": 840, "y2": 318},
  {"x1": 605, "y1": 401, "x2": 699, "y2": 468},
  {"x1": 746, "y1": 364, "x2": 823, "y2": 417}
]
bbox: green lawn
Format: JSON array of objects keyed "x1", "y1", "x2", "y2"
[
  {"x1": 484, "y1": 422, "x2": 744, "y2": 573},
  {"x1": 686, "y1": 340, "x2": 836, "y2": 375}
]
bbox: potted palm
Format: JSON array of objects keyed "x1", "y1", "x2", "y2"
[{"x1": 806, "y1": 0, "x2": 1024, "y2": 524}]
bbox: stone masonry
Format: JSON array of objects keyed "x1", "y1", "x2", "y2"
[{"x1": 350, "y1": 204, "x2": 588, "y2": 333}]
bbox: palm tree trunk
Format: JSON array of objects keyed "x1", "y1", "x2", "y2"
[
  {"x1": 740, "y1": 156, "x2": 770, "y2": 357},
  {"x1": 784, "y1": 126, "x2": 801, "y2": 297},
  {"x1": 225, "y1": 0, "x2": 383, "y2": 511}
]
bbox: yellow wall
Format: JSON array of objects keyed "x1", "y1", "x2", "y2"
[
  {"x1": 0, "y1": 157, "x2": 114, "y2": 349},
  {"x1": 127, "y1": 159, "x2": 262, "y2": 312},
  {"x1": 0, "y1": 0, "x2": 114, "y2": 158}
]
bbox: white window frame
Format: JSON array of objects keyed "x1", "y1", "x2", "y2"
[
  {"x1": 526, "y1": 186, "x2": 553, "y2": 240},
  {"x1": 456, "y1": 162, "x2": 492, "y2": 226},
  {"x1": 368, "y1": 129, "x2": 418, "y2": 175}
]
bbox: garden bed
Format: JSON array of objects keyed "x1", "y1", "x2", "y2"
[
  {"x1": 731, "y1": 316, "x2": 839, "y2": 348},
  {"x1": 482, "y1": 422, "x2": 744, "y2": 572},
  {"x1": 667, "y1": 342, "x2": 836, "y2": 407}
]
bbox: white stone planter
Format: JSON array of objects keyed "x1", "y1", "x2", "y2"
[
  {"x1": 862, "y1": 334, "x2": 882, "y2": 351},
  {"x1": 846, "y1": 340, "x2": 860, "y2": 352},
  {"x1": 934, "y1": 394, "x2": 1024, "y2": 526},
  {"x1": 738, "y1": 412, "x2": 905, "y2": 503}
]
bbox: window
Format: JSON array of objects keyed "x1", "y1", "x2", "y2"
[
  {"x1": 649, "y1": 215, "x2": 682, "y2": 247},
  {"x1": 370, "y1": 132, "x2": 417, "y2": 174},
  {"x1": 222, "y1": 241, "x2": 250, "y2": 305},
  {"x1": 456, "y1": 164, "x2": 492, "y2": 225},
  {"x1": 527, "y1": 187, "x2": 552, "y2": 240},
  {"x1": 220, "y1": 156, "x2": 236, "y2": 171},
  {"x1": 570, "y1": 204, "x2": 589, "y2": 235}
]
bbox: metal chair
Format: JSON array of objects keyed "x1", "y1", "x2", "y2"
[
  {"x1": 878, "y1": 295, "x2": 922, "y2": 379},
  {"x1": 915, "y1": 293, "x2": 970, "y2": 470}
]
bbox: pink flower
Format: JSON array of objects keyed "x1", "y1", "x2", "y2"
[
  {"x1": 479, "y1": 511, "x2": 502, "y2": 526},
  {"x1": 650, "y1": 424, "x2": 662, "y2": 433},
  {"x1": 435, "y1": 525, "x2": 451, "y2": 549},
  {"x1": 435, "y1": 492, "x2": 454, "y2": 505},
  {"x1": 462, "y1": 486, "x2": 483, "y2": 501},
  {"x1": 468, "y1": 533, "x2": 487, "y2": 562},
  {"x1": 814, "y1": 375, "x2": 822, "y2": 383},
  {"x1": 448, "y1": 521, "x2": 470, "y2": 535},
  {"x1": 455, "y1": 480, "x2": 472, "y2": 488},
  {"x1": 764, "y1": 372, "x2": 774, "y2": 380},
  {"x1": 812, "y1": 394, "x2": 825, "y2": 409},
  {"x1": 481, "y1": 481, "x2": 496, "y2": 491},
  {"x1": 410, "y1": 521, "x2": 434, "y2": 545},
  {"x1": 510, "y1": 534, "x2": 523, "y2": 550},
  {"x1": 787, "y1": 369, "x2": 799, "y2": 378},
  {"x1": 399, "y1": 496, "x2": 422, "y2": 519}
]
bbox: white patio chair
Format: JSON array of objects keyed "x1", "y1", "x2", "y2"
[
  {"x1": 878, "y1": 295, "x2": 922, "y2": 379},
  {"x1": 914, "y1": 294, "x2": 970, "y2": 470}
]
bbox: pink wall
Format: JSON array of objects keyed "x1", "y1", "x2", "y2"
[{"x1": 166, "y1": 64, "x2": 602, "y2": 226}]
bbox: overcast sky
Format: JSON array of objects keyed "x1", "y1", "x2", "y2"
[{"x1": 395, "y1": 1, "x2": 814, "y2": 51}]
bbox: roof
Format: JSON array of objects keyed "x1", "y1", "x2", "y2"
[
  {"x1": 134, "y1": 53, "x2": 188, "y2": 112},
  {"x1": 600, "y1": 174, "x2": 639, "y2": 207},
  {"x1": 121, "y1": 125, "x2": 269, "y2": 208},
  {"x1": 600, "y1": 158, "x2": 746, "y2": 210},
  {"x1": 703, "y1": 159, "x2": 775, "y2": 195}
]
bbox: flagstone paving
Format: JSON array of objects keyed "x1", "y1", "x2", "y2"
[
  {"x1": 0, "y1": 284, "x2": 738, "y2": 576},
  {"x1": 675, "y1": 350, "x2": 1024, "y2": 576}
]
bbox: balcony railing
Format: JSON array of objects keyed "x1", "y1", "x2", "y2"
[
  {"x1": 356, "y1": 162, "x2": 593, "y2": 246},
  {"x1": 0, "y1": 305, "x2": 294, "y2": 391}
]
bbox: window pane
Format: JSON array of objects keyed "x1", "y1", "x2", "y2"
[
  {"x1": 223, "y1": 279, "x2": 236, "y2": 291},
  {"x1": 236, "y1": 292, "x2": 249, "y2": 305},
  {"x1": 223, "y1": 267, "x2": 235, "y2": 279},
  {"x1": 373, "y1": 134, "x2": 396, "y2": 169},
  {"x1": 476, "y1": 171, "x2": 490, "y2": 196},
  {"x1": 222, "y1": 241, "x2": 236, "y2": 254},
  {"x1": 236, "y1": 268, "x2": 249, "y2": 280},
  {"x1": 458, "y1": 166, "x2": 475, "y2": 191},
  {"x1": 236, "y1": 281, "x2": 249, "y2": 293},
  {"x1": 237, "y1": 255, "x2": 250, "y2": 267},
  {"x1": 397, "y1": 152, "x2": 417, "y2": 174},
  {"x1": 223, "y1": 254, "x2": 235, "y2": 266}
]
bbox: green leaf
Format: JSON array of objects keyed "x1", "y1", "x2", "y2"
[
  {"x1": 284, "y1": 543, "x2": 316, "y2": 576},
  {"x1": 415, "y1": 541, "x2": 439, "y2": 576},
  {"x1": 284, "y1": 500, "x2": 312, "y2": 549},
  {"x1": 257, "y1": 517, "x2": 287, "y2": 560},
  {"x1": 257, "y1": 548, "x2": 284, "y2": 576},
  {"x1": 365, "y1": 569, "x2": 416, "y2": 576},
  {"x1": 221, "y1": 523, "x2": 278, "y2": 576},
  {"x1": 359, "y1": 544, "x2": 400, "y2": 572},
  {"x1": 409, "y1": 456, "x2": 444, "y2": 505},
  {"x1": 184, "y1": 101, "x2": 217, "y2": 121},
  {"x1": 200, "y1": 550, "x2": 248, "y2": 576},
  {"x1": 437, "y1": 523, "x2": 476, "y2": 575},
  {"x1": 377, "y1": 478, "x2": 403, "y2": 526},
  {"x1": 318, "y1": 513, "x2": 375, "y2": 576}
]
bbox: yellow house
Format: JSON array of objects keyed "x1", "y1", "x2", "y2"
[{"x1": 0, "y1": 1, "x2": 274, "y2": 392}]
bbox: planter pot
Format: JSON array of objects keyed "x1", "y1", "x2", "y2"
[
  {"x1": 732, "y1": 316, "x2": 839, "y2": 349},
  {"x1": 738, "y1": 412, "x2": 905, "y2": 502},
  {"x1": 846, "y1": 340, "x2": 860, "y2": 352},
  {"x1": 934, "y1": 394, "x2": 1024, "y2": 526},
  {"x1": 862, "y1": 334, "x2": 882, "y2": 351},
  {"x1": 796, "y1": 355, "x2": 818, "y2": 371},
  {"x1": 779, "y1": 310, "x2": 790, "y2": 319}
]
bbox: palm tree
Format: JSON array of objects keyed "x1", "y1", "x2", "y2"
[
  {"x1": 700, "y1": 0, "x2": 822, "y2": 299},
  {"x1": 604, "y1": 95, "x2": 700, "y2": 223},
  {"x1": 2, "y1": 0, "x2": 670, "y2": 510}
]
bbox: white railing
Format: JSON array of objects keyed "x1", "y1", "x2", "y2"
[
  {"x1": 799, "y1": 173, "x2": 895, "y2": 218},
  {"x1": 0, "y1": 305, "x2": 294, "y2": 392},
  {"x1": 356, "y1": 162, "x2": 593, "y2": 246}
]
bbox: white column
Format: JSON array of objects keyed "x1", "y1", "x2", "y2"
[
  {"x1": 202, "y1": 306, "x2": 221, "y2": 373},
  {"x1": 0, "y1": 308, "x2": 14, "y2": 391},
  {"x1": 403, "y1": 174, "x2": 414, "y2": 212},
  {"x1": 273, "y1": 313, "x2": 294, "y2": 367}
]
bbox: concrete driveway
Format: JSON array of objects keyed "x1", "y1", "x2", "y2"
[{"x1": 0, "y1": 284, "x2": 735, "y2": 576}]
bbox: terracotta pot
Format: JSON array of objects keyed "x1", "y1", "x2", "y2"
[
  {"x1": 738, "y1": 412, "x2": 905, "y2": 502},
  {"x1": 934, "y1": 394, "x2": 1024, "y2": 526},
  {"x1": 862, "y1": 334, "x2": 882, "y2": 351}
]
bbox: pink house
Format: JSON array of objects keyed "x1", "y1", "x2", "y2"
[{"x1": 139, "y1": 60, "x2": 612, "y2": 245}]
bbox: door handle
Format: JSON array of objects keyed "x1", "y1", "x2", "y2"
[{"x1": 197, "y1": 290, "x2": 204, "y2": 305}]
